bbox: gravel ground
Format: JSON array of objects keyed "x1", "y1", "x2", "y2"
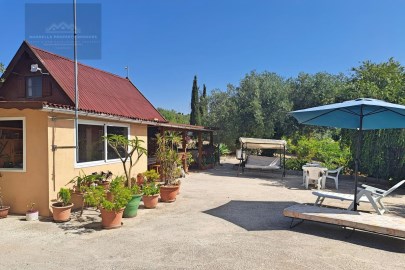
[{"x1": 0, "y1": 159, "x2": 404, "y2": 270}]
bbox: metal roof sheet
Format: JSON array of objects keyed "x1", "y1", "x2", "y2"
[{"x1": 27, "y1": 42, "x2": 166, "y2": 122}]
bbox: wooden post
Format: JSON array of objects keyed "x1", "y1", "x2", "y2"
[
  {"x1": 209, "y1": 131, "x2": 214, "y2": 146},
  {"x1": 198, "y1": 131, "x2": 202, "y2": 169},
  {"x1": 182, "y1": 131, "x2": 187, "y2": 171}
]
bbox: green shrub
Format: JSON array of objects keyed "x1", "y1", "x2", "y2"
[
  {"x1": 285, "y1": 134, "x2": 350, "y2": 169},
  {"x1": 219, "y1": 143, "x2": 231, "y2": 155},
  {"x1": 143, "y1": 170, "x2": 160, "y2": 182},
  {"x1": 84, "y1": 176, "x2": 133, "y2": 212},
  {"x1": 142, "y1": 182, "x2": 160, "y2": 196},
  {"x1": 57, "y1": 188, "x2": 71, "y2": 206},
  {"x1": 285, "y1": 158, "x2": 310, "y2": 171}
]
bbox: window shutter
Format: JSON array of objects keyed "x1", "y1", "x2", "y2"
[
  {"x1": 17, "y1": 77, "x2": 26, "y2": 98},
  {"x1": 42, "y1": 76, "x2": 52, "y2": 97}
]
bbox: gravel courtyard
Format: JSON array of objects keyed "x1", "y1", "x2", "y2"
[{"x1": 0, "y1": 160, "x2": 404, "y2": 270}]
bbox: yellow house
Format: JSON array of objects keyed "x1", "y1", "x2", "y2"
[{"x1": 0, "y1": 41, "x2": 168, "y2": 216}]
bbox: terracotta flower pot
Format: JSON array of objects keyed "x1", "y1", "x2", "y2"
[
  {"x1": 70, "y1": 192, "x2": 85, "y2": 211},
  {"x1": 160, "y1": 185, "x2": 180, "y2": 203},
  {"x1": 51, "y1": 203, "x2": 73, "y2": 223},
  {"x1": 99, "y1": 181, "x2": 110, "y2": 190},
  {"x1": 106, "y1": 191, "x2": 114, "y2": 202},
  {"x1": 100, "y1": 207, "x2": 124, "y2": 229},
  {"x1": 142, "y1": 194, "x2": 159, "y2": 209},
  {"x1": 0, "y1": 206, "x2": 10, "y2": 218},
  {"x1": 136, "y1": 174, "x2": 145, "y2": 186}
]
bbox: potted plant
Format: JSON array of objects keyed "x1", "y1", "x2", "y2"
[
  {"x1": 143, "y1": 169, "x2": 160, "y2": 183},
  {"x1": 142, "y1": 182, "x2": 160, "y2": 209},
  {"x1": 51, "y1": 187, "x2": 73, "y2": 222},
  {"x1": 123, "y1": 181, "x2": 143, "y2": 218},
  {"x1": 156, "y1": 131, "x2": 182, "y2": 202},
  {"x1": 0, "y1": 177, "x2": 10, "y2": 218},
  {"x1": 84, "y1": 178, "x2": 132, "y2": 229},
  {"x1": 26, "y1": 202, "x2": 38, "y2": 221},
  {"x1": 136, "y1": 173, "x2": 145, "y2": 186},
  {"x1": 66, "y1": 171, "x2": 100, "y2": 211}
]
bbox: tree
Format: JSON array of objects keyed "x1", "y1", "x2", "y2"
[
  {"x1": 190, "y1": 75, "x2": 201, "y2": 125},
  {"x1": 0, "y1": 62, "x2": 4, "y2": 83},
  {"x1": 199, "y1": 84, "x2": 208, "y2": 125},
  {"x1": 157, "y1": 108, "x2": 190, "y2": 124},
  {"x1": 104, "y1": 135, "x2": 147, "y2": 188},
  {"x1": 207, "y1": 86, "x2": 238, "y2": 149},
  {"x1": 341, "y1": 58, "x2": 405, "y2": 181}
]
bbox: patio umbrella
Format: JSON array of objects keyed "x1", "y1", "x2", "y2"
[{"x1": 289, "y1": 98, "x2": 405, "y2": 210}]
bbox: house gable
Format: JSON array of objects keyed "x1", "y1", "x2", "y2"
[{"x1": 0, "y1": 44, "x2": 73, "y2": 105}]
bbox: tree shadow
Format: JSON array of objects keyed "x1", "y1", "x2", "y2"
[
  {"x1": 203, "y1": 200, "x2": 405, "y2": 253},
  {"x1": 39, "y1": 209, "x2": 103, "y2": 234}
]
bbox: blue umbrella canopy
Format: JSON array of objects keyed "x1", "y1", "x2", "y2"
[
  {"x1": 290, "y1": 98, "x2": 405, "y2": 211},
  {"x1": 291, "y1": 98, "x2": 405, "y2": 130}
]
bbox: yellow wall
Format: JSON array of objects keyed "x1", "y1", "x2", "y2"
[
  {"x1": 47, "y1": 113, "x2": 148, "y2": 216},
  {"x1": 0, "y1": 109, "x2": 49, "y2": 216},
  {"x1": 0, "y1": 109, "x2": 148, "y2": 216}
]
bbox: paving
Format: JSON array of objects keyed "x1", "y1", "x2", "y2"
[{"x1": 0, "y1": 159, "x2": 404, "y2": 270}]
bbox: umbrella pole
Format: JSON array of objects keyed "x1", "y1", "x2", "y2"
[{"x1": 354, "y1": 110, "x2": 364, "y2": 211}]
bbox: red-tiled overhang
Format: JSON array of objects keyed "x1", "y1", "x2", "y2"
[{"x1": 27, "y1": 42, "x2": 166, "y2": 122}]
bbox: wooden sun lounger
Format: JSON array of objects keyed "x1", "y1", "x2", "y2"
[{"x1": 283, "y1": 204, "x2": 405, "y2": 239}]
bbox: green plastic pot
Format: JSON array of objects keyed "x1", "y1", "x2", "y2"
[{"x1": 123, "y1": 194, "x2": 142, "y2": 218}]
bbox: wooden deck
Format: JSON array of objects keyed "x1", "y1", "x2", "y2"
[{"x1": 283, "y1": 204, "x2": 405, "y2": 238}]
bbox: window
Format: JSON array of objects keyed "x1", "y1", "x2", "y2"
[
  {"x1": 0, "y1": 118, "x2": 25, "y2": 171},
  {"x1": 77, "y1": 121, "x2": 129, "y2": 165},
  {"x1": 26, "y1": 77, "x2": 42, "y2": 98},
  {"x1": 78, "y1": 124, "x2": 104, "y2": 163},
  {"x1": 107, "y1": 126, "x2": 128, "y2": 160}
]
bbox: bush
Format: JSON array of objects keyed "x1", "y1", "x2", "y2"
[
  {"x1": 285, "y1": 158, "x2": 310, "y2": 171},
  {"x1": 143, "y1": 170, "x2": 160, "y2": 182},
  {"x1": 285, "y1": 134, "x2": 350, "y2": 169},
  {"x1": 219, "y1": 143, "x2": 231, "y2": 155}
]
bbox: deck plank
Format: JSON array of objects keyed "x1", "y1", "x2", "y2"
[{"x1": 283, "y1": 204, "x2": 405, "y2": 238}]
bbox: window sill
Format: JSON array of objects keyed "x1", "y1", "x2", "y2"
[
  {"x1": 74, "y1": 159, "x2": 122, "y2": 169},
  {"x1": 0, "y1": 168, "x2": 26, "y2": 173}
]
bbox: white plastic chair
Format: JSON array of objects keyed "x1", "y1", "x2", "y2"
[
  {"x1": 303, "y1": 167, "x2": 326, "y2": 190},
  {"x1": 325, "y1": 166, "x2": 343, "y2": 189}
]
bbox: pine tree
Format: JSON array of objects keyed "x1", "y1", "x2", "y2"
[{"x1": 190, "y1": 75, "x2": 201, "y2": 125}]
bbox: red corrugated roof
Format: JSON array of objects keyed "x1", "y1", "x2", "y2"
[{"x1": 26, "y1": 42, "x2": 166, "y2": 122}]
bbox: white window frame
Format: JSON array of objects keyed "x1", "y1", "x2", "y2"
[
  {"x1": 75, "y1": 119, "x2": 130, "y2": 168},
  {"x1": 0, "y1": 117, "x2": 26, "y2": 172}
]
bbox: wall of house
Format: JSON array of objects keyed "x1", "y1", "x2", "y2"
[
  {"x1": 0, "y1": 108, "x2": 49, "y2": 216},
  {"x1": 47, "y1": 113, "x2": 148, "y2": 216}
]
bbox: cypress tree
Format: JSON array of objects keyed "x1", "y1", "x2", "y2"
[
  {"x1": 190, "y1": 75, "x2": 201, "y2": 125},
  {"x1": 199, "y1": 84, "x2": 208, "y2": 125}
]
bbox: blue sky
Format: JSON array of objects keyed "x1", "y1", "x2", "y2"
[{"x1": 1, "y1": 0, "x2": 405, "y2": 113}]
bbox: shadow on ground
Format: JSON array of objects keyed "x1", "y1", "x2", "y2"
[
  {"x1": 203, "y1": 200, "x2": 296, "y2": 231},
  {"x1": 204, "y1": 200, "x2": 405, "y2": 253},
  {"x1": 293, "y1": 220, "x2": 405, "y2": 253},
  {"x1": 40, "y1": 209, "x2": 103, "y2": 235}
]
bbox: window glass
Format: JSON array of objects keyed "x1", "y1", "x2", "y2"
[
  {"x1": 0, "y1": 120, "x2": 24, "y2": 169},
  {"x1": 78, "y1": 124, "x2": 104, "y2": 163},
  {"x1": 26, "y1": 77, "x2": 42, "y2": 98},
  {"x1": 107, "y1": 126, "x2": 128, "y2": 160}
]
